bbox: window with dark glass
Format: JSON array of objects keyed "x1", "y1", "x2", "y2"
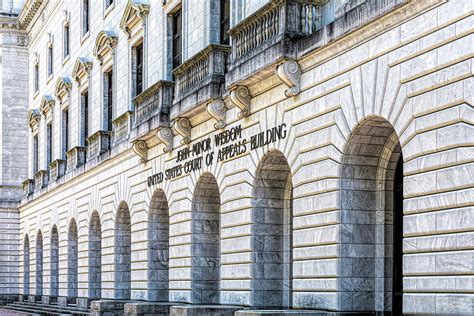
[
  {"x1": 135, "y1": 43, "x2": 143, "y2": 95},
  {"x1": 220, "y1": 0, "x2": 230, "y2": 45},
  {"x1": 172, "y1": 9, "x2": 182, "y2": 69},
  {"x1": 105, "y1": 0, "x2": 114, "y2": 9},
  {"x1": 34, "y1": 63, "x2": 39, "y2": 93},
  {"x1": 47, "y1": 45, "x2": 53, "y2": 76},
  {"x1": 46, "y1": 123, "x2": 52, "y2": 167},
  {"x1": 62, "y1": 108, "x2": 69, "y2": 158},
  {"x1": 33, "y1": 134, "x2": 39, "y2": 174},
  {"x1": 106, "y1": 71, "x2": 113, "y2": 131},
  {"x1": 83, "y1": 0, "x2": 89, "y2": 35},
  {"x1": 64, "y1": 24, "x2": 70, "y2": 58},
  {"x1": 81, "y1": 91, "x2": 89, "y2": 146}
]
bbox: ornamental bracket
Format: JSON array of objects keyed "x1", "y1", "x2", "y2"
[
  {"x1": 132, "y1": 140, "x2": 148, "y2": 163},
  {"x1": 229, "y1": 85, "x2": 251, "y2": 118},
  {"x1": 156, "y1": 126, "x2": 174, "y2": 153},
  {"x1": 207, "y1": 99, "x2": 227, "y2": 130},
  {"x1": 276, "y1": 59, "x2": 301, "y2": 97},
  {"x1": 173, "y1": 117, "x2": 191, "y2": 145}
]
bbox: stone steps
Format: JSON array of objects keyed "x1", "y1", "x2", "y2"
[{"x1": 1, "y1": 301, "x2": 90, "y2": 315}]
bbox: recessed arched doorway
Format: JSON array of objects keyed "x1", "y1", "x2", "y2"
[
  {"x1": 340, "y1": 117, "x2": 403, "y2": 313},
  {"x1": 252, "y1": 150, "x2": 293, "y2": 308},
  {"x1": 148, "y1": 189, "x2": 169, "y2": 301},
  {"x1": 89, "y1": 211, "x2": 102, "y2": 300},
  {"x1": 191, "y1": 173, "x2": 221, "y2": 304},
  {"x1": 115, "y1": 202, "x2": 131, "y2": 299}
]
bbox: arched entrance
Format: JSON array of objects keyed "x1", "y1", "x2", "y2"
[
  {"x1": 148, "y1": 189, "x2": 169, "y2": 301},
  {"x1": 115, "y1": 202, "x2": 131, "y2": 299},
  {"x1": 89, "y1": 211, "x2": 101, "y2": 299},
  {"x1": 68, "y1": 219, "x2": 78, "y2": 299},
  {"x1": 252, "y1": 150, "x2": 293, "y2": 308},
  {"x1": 23, "y1": 234, "x2": 30, "y2": 295},
  {"x1": 340, "y1": 117, "x2": 403, "y2": 313},
  {"x1": 191, "y1": 173, "x2": 220, "y2": 304},
  {"x1": 50, "y1": 225, "x2": 59, "y2": 298},
  {"x1": 36, "y1": 230, "x2": 43, "y2": 297}
]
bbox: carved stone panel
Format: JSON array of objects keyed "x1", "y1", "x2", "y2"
[
  {"x1": 113, "y1": 111, "x2": 133, "y2": 145},
  {"x1": 34, "y1": 170, "x2": 49, "y2": 190},
  {"x1": 22, "y1": 179, "x2": 35, "y2": 197},
  {"x1": 49, "y1": 159, "x2": 66, "y2": 181}
]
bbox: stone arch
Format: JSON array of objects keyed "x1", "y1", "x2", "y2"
[
  {"x1": 340, "y1": 116, "x2": 403, "y2": 313},
  {"x1": 89, "y1": 210, "x2": 102, "y2": 300},
  {"x1": 67, "y1": 219, "x2": 78, "y2": 299},
  {"x1": 35, "y1": 230, "x2": 43, "y2": 296},
  {"x1": 23, "y1": 234, "x2": 30, "y2": 295},
  {"x1": 191, "y1": 173, "x2": 221, "y2": 304},
  {"x1": 252, "y1": 150, "x2": 293, "y2": 308},
  {"x1": 115, "y1": 201, "x2": 131, "y2": 299},
  {"x1": 50, "y1": 225, "x2": 59, "y2": 298},
  {"x1": 148, "y1": 189, "x2": 169, "y2": 301}
]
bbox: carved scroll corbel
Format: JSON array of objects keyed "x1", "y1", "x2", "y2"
[
  {"x1": 276, "y1": 59, "x2": 301, "y2": 97},
  {"x1": 156, "y1": 126, "x2": 174, "y2": 153},
  {"x1": 230, "y1": 85, "x2": 251, "y2": 118},
  {"x1": 173, "y1": 117, "x2": 191, "y2": 145},
  {"x1": 132, "y1": 140, "x2": 148, "y2": 163},
  {"x1": 207, "y1": 99, "x2": 226, "y2": 130}
]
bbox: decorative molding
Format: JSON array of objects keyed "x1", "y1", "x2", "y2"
[
  {"x1": 28, "y1": 109, "x2": 41, "y2": 130},
  {"x1": 173, "y1": 117, "x2": 191, "y2": 145},
  {"x1": 22, "y1": 178, "x2": 35, "y2": 197},
  {"x1": 49, "y1": 159, "x2": 66, "y2": 181},
  {"x1": 276, "y1": 59, "x2": 301, "y2": 97},
  {"x1": 132, "y1": 140, "x2": 148, "y2": 163},
  {"x1": 156, "y1": 126, "x2": 173, "y2": 153},
  {"x1": 86, "y1": 131, "x2": 112, "y2": 158},
  {"x1": 207, "y1": 99, "x2": 226, "y2": 130},
  {"x1": 93, "y1": 30, "x2": 118, "y2": 65},
  {"x1": 66, "y1": 146, "x2": 87, "y2": 173},
  {"x1": 72, "y1": 57, "x2": 93, "y2": 85},
  {"x1": 55, "y1": 77, "x2": 72, "y2": 102},
  {"x1": 229, "y1": 86, "x2": 251, "y2": 118},
  {"x1": 39, "y1": 95, "x2": 55, "y2": 116},
  {"x1": 34, "y1": 170, "x2": 48, "y2": 190},
  {"x1": 112, "y1": 110, "x2": 133, "y2": 144},
  {"x1": 120, "y1": 0, "x2": 150, "y2": 38}
]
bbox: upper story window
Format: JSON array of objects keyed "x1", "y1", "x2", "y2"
[
  {"x1": 104, "y1": 70, "x2": 113, "y2": 131},
  {"x1": 220, "y1": 0, "x2": 230, "y2": 45},
  {"x1": 133, "y1": 42, "x2": 144, "y2": 96},
  {"x1": 46, "y1": 123, "x2": 52, "y2": 167},
  {"x1": 81, "y1": 90, "x2": 89, "y2": 146},
  {"x1": 83, "y1": 0, "x2": 90, "y2": 35},
  {"x1": 172, "y1": 9, "x2": 182, "y2": 69},
  {"x1": 47, "y1": 44, "x2": 53, "y2": 77},
  {"x1": 33, "y1": 134, "x2": 39, "y2": 174},
  {"x1": 64, "y1": 24, "x2": 70, "y2": 59},
  {"x1": 105, "y1": 0, "x2": 114, "y2": 9},
  {"x1": 34, "y1": 63, "x2": 39, "y2": 93},
  {"x1": 62, "y1": 108, "x2": 69, "y2": 158}
]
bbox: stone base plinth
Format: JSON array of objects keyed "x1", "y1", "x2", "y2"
[
  {"x1": 41, "y1": 295, "x2": 58, "y2": 304},
  {"x1": 27, "y1": 295, "x2": 40, "y2": 303},
  {"x1": 57, "y1": 296, "x2": 76, "y2": 306},
  {"x1": 77, "y1": 297, "x2": 91, "y2": 308},
  {"x1": 124, "y1": 302, "x2": 175, "y2": 316},
  {"x1": 170, "y1": 304, "x2": 245, "y2": 316},
  {"x1": 91, "y1": 299, "x2": 136, "y2": 316}
]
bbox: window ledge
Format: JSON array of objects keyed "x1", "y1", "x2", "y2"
[
  {"x1": 104, "y1": 2, "x2": 115, "y2": 19},
  {"x1": 81, "y1": 31, "x2": 90, "y2": 45}
]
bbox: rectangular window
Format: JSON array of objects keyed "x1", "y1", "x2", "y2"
[
  {"x1": 135, "y1": 43, "x2": 143, "y2": 95},
  {"x1": 172, "y1": 9, "x2": 182, "y2": 69},
  {"x1": 33, "y1": 134, "x2": 39, "y2": 174},
  {"x1": 34, "y1": 64, "x2": 39, "y2": 92},
  {"x1": 62, "y1": 108, "x2": 69, "y2": 159},
  {"x1": 106, "y1": 71, "x2": 113, "y2": 131},
  {"x1": 220, "y1": 0, "x2": 230, "y2": 45},
  {"x1": 64, "y1": 24, "x2": 70, "y2": 58},
  {"x1": 48, "y1": 45, "x2": 53, "y2": 76},
  {"x1": 46, "y1": 123, "x2": 52, "y2": 167},
  {"x1": 83, "y1": 0, "x2": 89, "y2": 35},
  {"x1": 81, "y1": 91, "x2": 89, "y2": 146}
]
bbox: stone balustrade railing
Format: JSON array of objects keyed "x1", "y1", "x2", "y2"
[
  {"x1": 229, "y1": 0, "x2": 323, "y2": 61},
  {"x1": 173, "y1": 44, "x2": 230, "y2": 101},
  {"x1": 132, "y1": 80, "x2": 174, "y2": 126}
]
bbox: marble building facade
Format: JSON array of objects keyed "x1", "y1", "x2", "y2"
[{"x1": 8, "y1": 0, "x2": 474, "y2": 314}]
